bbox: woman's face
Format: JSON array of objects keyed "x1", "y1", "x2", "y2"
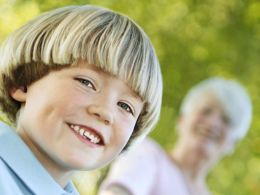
[{"x1": 178, "y1": 92, "x2": 235, "y2": 162}]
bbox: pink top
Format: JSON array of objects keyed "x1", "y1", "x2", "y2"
[{"x1": 99, "y1": 138, "x2": 190, "y2": 195}]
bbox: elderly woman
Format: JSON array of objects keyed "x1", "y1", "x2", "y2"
[{"x1": 99, "y1": 77, "x2": 252, "y2": 195}]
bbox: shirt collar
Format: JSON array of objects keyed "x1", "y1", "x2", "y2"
[{"x1": 0, "y1": 122, "x2": 79, "y2": 195}]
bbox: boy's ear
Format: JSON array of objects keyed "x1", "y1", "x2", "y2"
[{"x1": 9, "y1": 86, "x2": 27, "y2": 102}]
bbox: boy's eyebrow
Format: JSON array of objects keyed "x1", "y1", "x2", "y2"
[
  {"x1": 75, "y1": 61, "x2": 143, "y2": 100},
  {"x1": 129, "y1": 90, "x2": 143, "y2": 101}
]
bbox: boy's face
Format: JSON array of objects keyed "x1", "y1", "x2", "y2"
[
  {"x1": 178, "y1": 92, "x2": 234, "y2": 164},
  {"x1": 11, "y1": 61, "x2": 143, "y2": 172}
]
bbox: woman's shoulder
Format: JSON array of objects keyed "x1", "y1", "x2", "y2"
[{"x1": 130, "y1": 137, "x2": 168, "y2": 159}]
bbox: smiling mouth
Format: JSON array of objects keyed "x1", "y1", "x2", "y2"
[
  {"x1": 196, "y1": 128, "x2": 220, "y2": 141},
  {"x1": 69, "y1": 124, "x2": 104, "y2": 145}
]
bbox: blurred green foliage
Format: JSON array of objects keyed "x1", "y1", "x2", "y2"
[{"x1": 0, "y1": 0, "x2": 259, "y2": 194}]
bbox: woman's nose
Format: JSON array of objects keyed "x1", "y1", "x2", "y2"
[{"x1": 208, "y1": 113, "x2": 223, "y2": 129}]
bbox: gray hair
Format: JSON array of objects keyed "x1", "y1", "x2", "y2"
[{"x1": 180, "y1": 77, "x2": 252, "y2": 140}]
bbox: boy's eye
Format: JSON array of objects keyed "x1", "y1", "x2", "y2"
[
  {"x1": 75, "y1": 78, "x2": 96, "y2": 90},
  {"x1": 118, "y1": 102, "x2": 134, "y2": 115}
]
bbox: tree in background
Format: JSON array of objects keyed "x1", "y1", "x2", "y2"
[{"x1": 0, "y1": 0, "x2": 259, "y2": 194}]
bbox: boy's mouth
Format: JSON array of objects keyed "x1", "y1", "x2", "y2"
[{"x1": 69, "y1": 123, "x2": 104, "y2": 145}]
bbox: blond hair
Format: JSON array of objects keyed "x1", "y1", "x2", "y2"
[{"x1": 0, "y1": 5, "x2": 162, "y2": 145}]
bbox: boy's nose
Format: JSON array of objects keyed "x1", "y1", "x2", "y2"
[{"x1": 87, "y1": 104, "x2": 114, "y2": 125}]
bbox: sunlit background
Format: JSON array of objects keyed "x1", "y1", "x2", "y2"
[{"x1": 0, "y1": 0, "x2": 259, "y2": 194}]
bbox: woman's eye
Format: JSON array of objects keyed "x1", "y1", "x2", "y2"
[
  {"x1": 75, "y1": 78, "x2": 96, "y2": 90},
  {"x1": 118, "y1": 102, "x2": 134, "y2": 115},
  {"x1": 221, "y1": 115, "x2": 230, "y2": 125},
  {"x1": 201, "y1": 107, "x2": 212, "y2": 116}
]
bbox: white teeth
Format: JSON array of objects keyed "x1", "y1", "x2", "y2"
[
  {"x1": 70, "y1": 124, "x2": 101, "y2": 144},
  {"x1": 84, "y1": 131, "x2": 100, "y2": 144},
  {"x1": 79, "y1": 128, "x2": 85, "y2": 136},
  {"x1": 74, "y1": 125, "x2": 80, "y2": 132},
  {"x1": 84, "y1": 131, "x2": 91, "y2": 137},
  {"x1": 89, "y1": 134, "x2": 95, "y2": 140}
]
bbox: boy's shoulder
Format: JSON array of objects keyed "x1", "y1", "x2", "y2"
[
  {"x1": 0, "y1": 122, "x2": 79, "y2": 195},
  {"x1": 0, "y1": 122, "x2": 35, "y2": 194},
  {"x1": 0, "y1": 159, "x2": 30, "y2": 194}
]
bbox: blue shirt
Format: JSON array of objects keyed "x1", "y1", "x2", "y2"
[{"x1": 0, "y1": 122, "x2": 79, "y2": 195}]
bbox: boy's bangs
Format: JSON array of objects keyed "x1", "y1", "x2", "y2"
[
  {"x1": 82, "y1": 21, "x2": 158, "y2": 102},
  {"x1": 33, "y1": 8, "x2": 159, "y2": 103}
]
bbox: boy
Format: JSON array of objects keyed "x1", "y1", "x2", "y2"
[{"x1": 0, "y1": 5, "x2": 162, "y2": 194}]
